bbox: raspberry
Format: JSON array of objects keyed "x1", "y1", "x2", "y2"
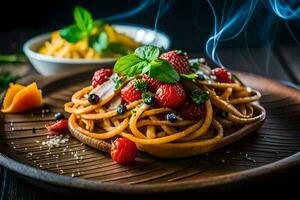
[
  {"x1": 92, "y1": 69, "x2": 113, "y2": 88},
  {"x1": 211, "y1": 67, "x2": 232, "y2": 83}
]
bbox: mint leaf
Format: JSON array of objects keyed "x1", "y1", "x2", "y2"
[
  {"x1": 180, "y1": 73, "x2": 197, "y2": 80},
  {"x1": 189, "y1": 89, "x2": 209, "y2": 105},
  {"x1": 148, "y1": 59, "x2": 179, "y2": 83},
  {"x1": 74, "y1": 6, "x2": 93, "y2": 35},
  {"x1": 134, "y1": 45, "x2": 160, "y2": 61},
  {"x1": 114, "y1": 54, "x2": 149, "y2": 76},
  {"x1": 89, "y1": 32, "x2": 108, "y2": 53},
  {"x1": 134, "y1": 80, "x2": 148, "y2": 92},
  {"x1": 60, "y1": 24, "x2": 85, "y2": 43}
]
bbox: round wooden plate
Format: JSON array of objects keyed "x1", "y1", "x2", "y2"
[{"x1": 0, "y1": 69, "x2": 300, "y2": 194}]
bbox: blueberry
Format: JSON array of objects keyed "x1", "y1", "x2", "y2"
[
  {"x1": 88, "y1": 94, "x2": 100, "y2": 105},
  {"x1": 197, "y1": 73, "x2": 206, "y2": 81},
  {"x1": 166, "y1": 113, "x2": 177, "y2": 123},
  {"x1": 144, "y1": 96, "x2": 155, "y2": 106},
  {"x1": 117, "y1": 105, "x2": 127, "y2": 115},
  {"x1": 54, "y1": 112, "x2": 65, "y2": 120}
]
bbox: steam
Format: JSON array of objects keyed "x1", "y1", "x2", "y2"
[
  {"x1": 105, "y1": 0, "x2": 158, "y2": 21},
  {"x1": 205, "y1": 0, "x2": 258, "y2": 66},
  {"x1": 268, "y1": 0, "x2": 300, "y2": 20},
  {"x1": 206, "y1": 0, "x2": 300, "y2": 67}
]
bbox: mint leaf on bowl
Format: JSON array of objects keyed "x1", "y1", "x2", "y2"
[
  {"x1": 60, "y1": 6, "x2": 93, "y2": 43},
  {"x1": 73, "y1": 6, "x2": 93, "y2": 35}
]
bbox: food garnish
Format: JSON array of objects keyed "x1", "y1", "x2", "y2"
[
  {"x1": 160, "y1": 50, "x2": 192, "y2": 74},
  {"x1": 45, "y1": 119, "x2": 69, "y2": 133},
  {"x1": 111, "y1": 138, "x2": 137, "y2": 164},
  {"x1": 54, "y1": 112, "x2": 66, "y2": 120},
  {"x1": 64, "y1": 45, "x2": 264, "y2": 161},
  {"x1": 1, "y1": 82, "x2": 43, "y2": 113},
  {"x1": 92, "y1": 69, "x2": 113, "y2": 88}
]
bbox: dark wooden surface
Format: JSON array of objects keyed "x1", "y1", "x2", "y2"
[{"x1": 0, "y1": 46, "x2": 300, "y2": 199}]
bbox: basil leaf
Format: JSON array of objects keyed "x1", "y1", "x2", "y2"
[
  {"x1": 74, "y1": 6, "x2": 93, "y2": 35},
  {"x1": 114, "y1": 54, "x2": 148, "y2": 76},
  {"x1": 180, "y1": 73, "x2": 197, "y2": 80},
  {"x1": 148, "y1": 59, "x2": 179, "y2": 83},
  {"x1": 134, "y1": 45, "x2": 160, "y2": 61},
  {"x1": 60, "y1": 24, "x2": 85, "y2": 43},
  {"x1": 89, "y1": 32, "x2": 109, "y2": 53},
  {"x1": 190, "y1": 89, "x2": 209, "y2": 105}
]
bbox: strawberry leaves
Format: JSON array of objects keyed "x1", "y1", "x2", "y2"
[{"x1": 114, "y1": 45, "x2": 180, "y2": 83}]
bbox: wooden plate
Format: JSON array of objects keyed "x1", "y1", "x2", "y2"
[{"x1": 0, "y1": 69, "x2": 300, "y2": 194}]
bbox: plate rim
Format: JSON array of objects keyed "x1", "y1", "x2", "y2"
[{"x1": 1, "y1": 70, "x2": 300, "y2": 194}]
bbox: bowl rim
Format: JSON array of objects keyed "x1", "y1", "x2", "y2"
[{"x1": 23, "y1": 24, "x2": 171, "y2": 64}]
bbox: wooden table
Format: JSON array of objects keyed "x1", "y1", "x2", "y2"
[{"x1": 0, "y1": 46, "x2": 300, "y2": 199}]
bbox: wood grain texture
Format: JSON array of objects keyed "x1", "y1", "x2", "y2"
[{"x1": 0, "y1": 69, "x2": 300, "y2": 194}]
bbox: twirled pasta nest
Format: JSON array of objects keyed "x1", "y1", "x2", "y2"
[{"x1": 65, "y1": 68, "x2": 265, "y2": 158}]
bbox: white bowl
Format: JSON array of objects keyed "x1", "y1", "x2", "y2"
[{"x1": 23, "y1": 24, "x2": 171, "y2": 76}]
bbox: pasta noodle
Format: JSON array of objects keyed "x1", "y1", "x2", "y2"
[
  {"x1": 65, "y1": 72, "x2": 264, "y2": 158},
  {"x1": 39, "y1": 24, "x2": 140, "y2": 59}
]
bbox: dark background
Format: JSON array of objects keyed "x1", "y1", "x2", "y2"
[{"x1": 0, "y1": 0, "x2": 298, "y2": 54}]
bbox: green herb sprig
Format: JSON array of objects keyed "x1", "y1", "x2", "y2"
[
  {"x1": 114, "y1": 45, "x2": 180, "y2": 83},
  {"x1": 60, "y1": 6, "x2": 94, "y2": 43},
  {"x1": 189, "y1": 89, "x2": 209, "y2": 105}
]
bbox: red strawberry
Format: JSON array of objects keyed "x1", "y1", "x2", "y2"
[
  {"x1": 179, "y1": 101, "x2": 206, "y2": 120},
  {"x1": 142, "y1": 74, "x2": 161, "y2": 92},
  {"x1": 45, "y1": 119, "x2": 69, "y2": 133},
  {"x1": 160, "y1": 50, "x2": 192, "y2": 74},
  {"x1": 211, "y1": 67, "x2": 232, "y2": 83},
  {"x1": 92, "y1": 69, "x2": 113, "y2": 88},
  {"x1": 155, "y1": 83, "x2": 186, "y2": 108},
  {"x1": 121, "y1": 80, "x2": 142, "y2": 104},
  {"x1": 111, "y1": 138, "x2": 137, "y2": 164}
]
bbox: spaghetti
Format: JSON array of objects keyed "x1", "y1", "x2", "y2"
[{"x1": 64, "y1": 71, "x2": 264, "y2": 158}]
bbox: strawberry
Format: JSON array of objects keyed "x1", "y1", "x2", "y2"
[
  {"x1": 92, "y1": 69, "x2": 113, "y2": 88},
  {"x1": 179, "y1": 100, "x2": 206, "y2": 120},
  {"x1": 142, "y1": 74, "x2": 161, "y2": 92},
  {"x1": 211, "y1": 67, "x2": 233, "y2": 83},
  {"x1": 121, "y1": 79, "x2": 143, "y2": 104},
  {"x1": 111, "y1": 138, "x2": 137, "y2": 164},
  {"x1": 155, "y1": 83, "x2": 186, "y2": 108},
  {"x1": 45, "y1": 119, "x2": 69, "y2": 133},
  {"x1": 160, "y1": 50, "x2": 192, "y2": 74}
]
